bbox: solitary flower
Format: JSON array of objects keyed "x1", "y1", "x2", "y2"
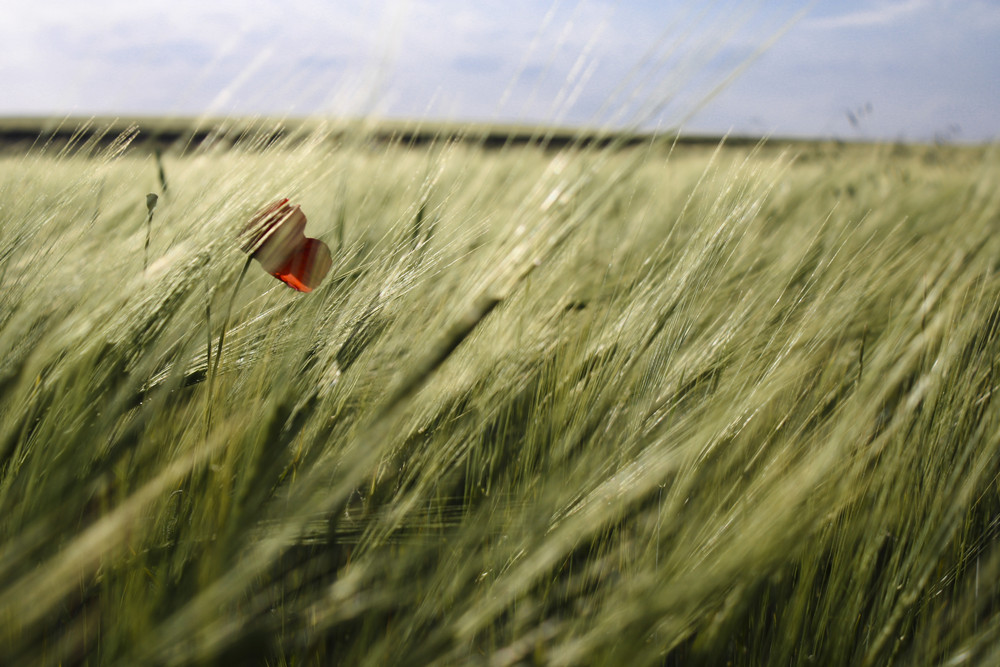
[{"x1": 241, "y1": 198, "x2": 332, "y2": 292}]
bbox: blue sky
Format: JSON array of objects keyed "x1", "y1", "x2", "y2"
[{"x1": 2, "y1": 0, "x2": 997, "y2": 142}]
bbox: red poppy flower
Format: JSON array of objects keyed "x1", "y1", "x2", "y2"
[{"x1": 241, "y1": 198, "x2": 332, "y2": 292}]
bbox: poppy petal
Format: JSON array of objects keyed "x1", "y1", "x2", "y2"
[
  {"x1": 270, "y1": 237, "x2": 333, "y2": 293},
  {"x1": 242, "y1": 199, "x2": 331, "y2": 292},
  {"x1": 241, "y1": 199, "x2": 307, "y2": 256}
]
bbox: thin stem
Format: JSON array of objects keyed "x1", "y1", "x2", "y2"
[
  {"x1": 858, "y1": 323, "x2": 867, "y2": 385},
  {"x1": 204, "y1": 256, "x2": 252, "y2": 437},
  {"x1": 143, "y1": 194, "x2": 158, "y2": 272},
  {"x1": 204, "y1": 298, "x2": 213, "y2": 437},
  {"x1": 144, "y1": 210, "x2": 154, "y2": 272},
  {"x1": 212, "y1": 255, "x2": 253, "y2": 384},
  {"x1": 155, "y1": 147, "x2": 169, "y2": 194}
]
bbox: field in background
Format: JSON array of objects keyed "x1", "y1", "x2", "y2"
[{"x1": 0, "y1": 120, "x2": 998, "y2": 665}]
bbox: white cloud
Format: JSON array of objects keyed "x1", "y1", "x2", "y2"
[{"x1": 0, "y1": 1, "x2": 995, "y2": 141}]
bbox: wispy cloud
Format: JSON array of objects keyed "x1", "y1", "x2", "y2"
[{"x1": 805, "y1": 0, "x2": 929, "y2": 30}]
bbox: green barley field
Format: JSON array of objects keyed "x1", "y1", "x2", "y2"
[{"x1": 0, "y1": 119, "x2": 998, "y2": 665}]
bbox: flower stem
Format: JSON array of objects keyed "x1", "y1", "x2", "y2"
[
  {"x1": 205, "y1": 255, "x2": 253, "y2": 435},
  {"x1": 143, "y1": 193, "x2": 158, "y2": 272},
  {"x1": 144, "y1": 211, "x2": 154, "y2": 271}
]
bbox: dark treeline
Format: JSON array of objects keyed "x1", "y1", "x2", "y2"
[{"x1": 0, "y1": 117, "x2": 768, "y2": 155}]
